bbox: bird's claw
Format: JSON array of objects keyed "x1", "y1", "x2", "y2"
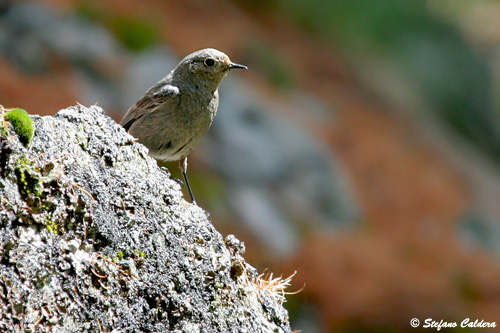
[{"x1": 171, "y1": 177, "x2": 184, "y2": 186}]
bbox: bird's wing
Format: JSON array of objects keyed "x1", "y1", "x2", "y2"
[{"x1": 121, "y1": 84, "x2": 180, "y2": 130}]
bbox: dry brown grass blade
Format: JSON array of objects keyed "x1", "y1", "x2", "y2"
[{"x1": 255, "y1": 270, "x2": 303, "y2": 303}]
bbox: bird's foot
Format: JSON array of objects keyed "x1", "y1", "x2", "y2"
[
  {"x1": 170, "y1": 176, "x2": 184, "y2": 186},
  {"x1": 160, "y1": 166, "x2": 171, "y2": 176}
]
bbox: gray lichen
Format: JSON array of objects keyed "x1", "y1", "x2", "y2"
[{"x1": 0, "y1": 105, "x2": 291, "y2": 332}]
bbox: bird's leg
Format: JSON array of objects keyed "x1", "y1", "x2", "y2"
[{"x1": 179, "y1": 157, "x2": 196, "y2": 205}]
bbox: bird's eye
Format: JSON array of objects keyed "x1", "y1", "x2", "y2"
[{"x1": 204, "y1": 58, "x2": 215, "y2": 67}]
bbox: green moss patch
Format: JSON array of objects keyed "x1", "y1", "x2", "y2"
[
  {"x1": 5, "y1": 108, "x2": 35, "y2": 146},
  {"x1": 15, "y1": 155, "x2": 42, "y2": 198}
]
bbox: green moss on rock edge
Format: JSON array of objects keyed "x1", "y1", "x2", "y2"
[{"x1": 5, "y1": 108, "x2": 35, "y2": 146}]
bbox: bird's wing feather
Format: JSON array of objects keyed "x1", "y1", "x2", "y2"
[{"x1": 121, "y1": 84, "x2": 180, "y2": 130}]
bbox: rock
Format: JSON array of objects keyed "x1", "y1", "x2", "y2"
[
  {"x1": 0, "y1": 2, "x2": 121, "y2": 72},
  {"x1": 0, "y1": 105, "x2": 291, "y2": 332}
]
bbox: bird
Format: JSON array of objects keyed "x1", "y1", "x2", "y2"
[{"x1": 121, "y1": 48, "x2": 247, "y2": 204}]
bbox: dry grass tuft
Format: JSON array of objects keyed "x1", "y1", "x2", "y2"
[{"x1": 254, "y1": 270, "x2": 303, "y2": 304}]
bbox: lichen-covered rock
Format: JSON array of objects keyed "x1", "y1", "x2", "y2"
[{"x1": 0, "y1": 105, "x2": 291, "y2": 332}]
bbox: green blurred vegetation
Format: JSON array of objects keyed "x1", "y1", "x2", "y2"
[
  {"x1": 159, "y1": 160, "x2": 227, "y2": 208},
  {"x1": 244, "y1": 40, "x2": 294, "y2": 90},
  {"x1": 236, "y1": 0, "x2": 500, "y2": 162},
  {"x1": 108, "y1": 16, "x2": 159, "y2": 52},
  {"x1": 75, "y1": 1, "x2": 159, "y2": 52}
]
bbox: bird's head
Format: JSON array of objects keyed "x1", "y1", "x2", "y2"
[{"x1": 175, "y1": 48, "x2": 247, "y2": 88}]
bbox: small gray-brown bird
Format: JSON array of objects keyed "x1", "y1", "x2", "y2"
[{"x1": 121, "y1": 48, "x2": 247, "y2": 204}]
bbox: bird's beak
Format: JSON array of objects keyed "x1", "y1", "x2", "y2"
[{"x1": 228, "y1": 63, "x2": 248, "y2": 70}]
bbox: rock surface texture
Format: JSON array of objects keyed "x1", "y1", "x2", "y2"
[{"x1": 0, "y1": 105, "x2": 291, "y2": 332}]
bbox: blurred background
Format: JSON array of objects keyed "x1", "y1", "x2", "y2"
[{"x1": 2, "y1": 0, "x2": 500, "y2": 331}]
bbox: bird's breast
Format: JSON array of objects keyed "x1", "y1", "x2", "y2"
[{"x1": 180, "y1": 89, "x2": 218, "y2": 127}]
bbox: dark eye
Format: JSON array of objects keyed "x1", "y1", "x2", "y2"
[{"x1": 204, "y1": 58, "x2": 215, "y2": 67}]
